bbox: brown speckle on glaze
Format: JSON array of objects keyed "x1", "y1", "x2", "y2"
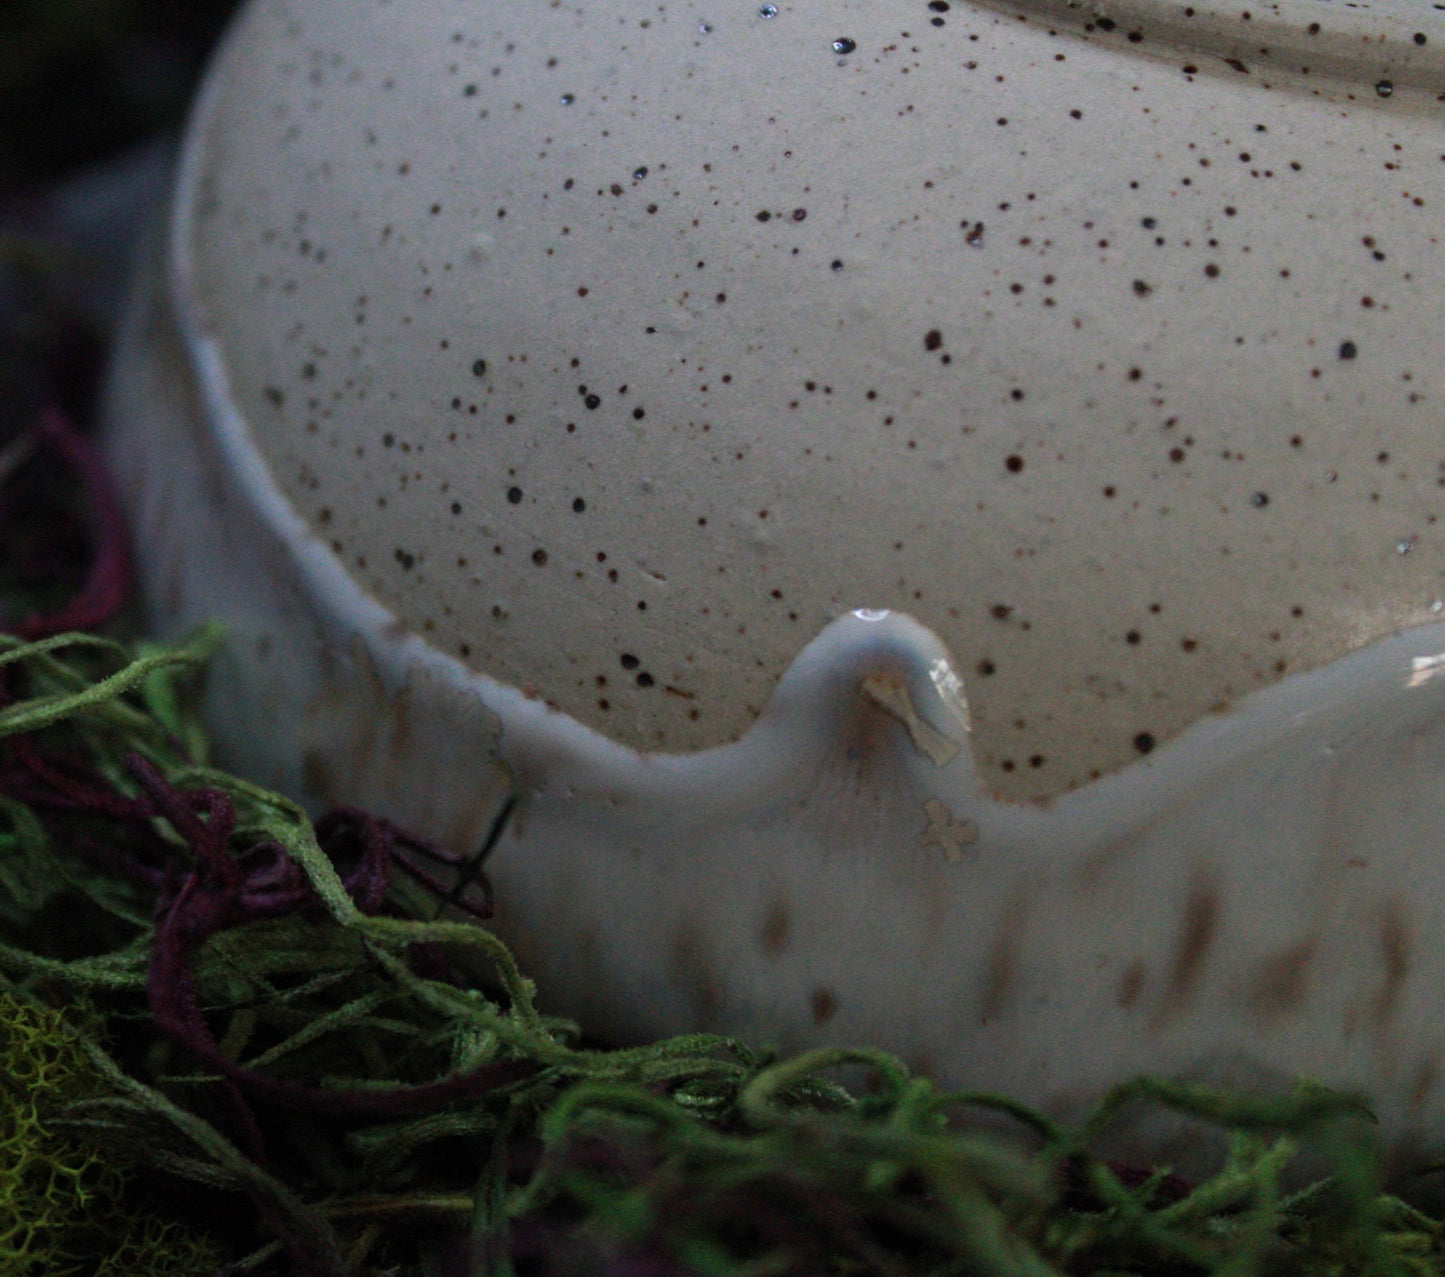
[
  {"x1": 189, "y1": 0, "x2": 1445, "y2": 799},
  {"x1": 1161, "y1": 870, "x2": 1222, "y2": 1013}
]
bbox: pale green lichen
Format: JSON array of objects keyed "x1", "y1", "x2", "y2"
[{"x1": 0, "y1": 990, "x2": 221, "y2": 1276}]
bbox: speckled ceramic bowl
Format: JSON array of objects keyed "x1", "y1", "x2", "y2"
[{"x1": 108, "y1": 0, "x2": 1445, "y2": 1153}]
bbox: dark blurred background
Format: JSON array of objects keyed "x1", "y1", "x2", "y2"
[
  {"x1": 0, "y1": 0, "x2": 242, "y2": 436},
  {"x1": 0, "y1": 0, "x2": 244, "y2": 616},
  {"x1": 0, "y1": 0, "x2": 241, "y2": 182}
]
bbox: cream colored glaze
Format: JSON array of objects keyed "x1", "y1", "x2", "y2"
[
  {"x1": 181, "y1": 0, "x2": 1445, "y2": 801},
  {"x1": 105, "y1": 250, "x2": 1445, "y2": 1150},
  {"x1": 103, "y1": 0, "x2": 1445, "y2": 1156}
]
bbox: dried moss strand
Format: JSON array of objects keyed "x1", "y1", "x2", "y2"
[
  {"x1": 0, "y1": 626, "x2": 217, "y2": 739},
  {"x1": 75, "y1": 1036, "x2": 348, "y2": 1275},
  {"x1": 0, "y1": 940, "x2": 150, "y2": 991}
]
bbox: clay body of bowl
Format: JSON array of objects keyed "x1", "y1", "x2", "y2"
[{"x1": 107, "y1": 0, "x2": 1445, "y2": 1152}]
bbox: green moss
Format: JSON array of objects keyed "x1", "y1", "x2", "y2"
[{"x1": 0, "y1": 631, "x2": 1441, "y2": 1273}]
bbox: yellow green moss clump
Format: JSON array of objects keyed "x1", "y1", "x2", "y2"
[{"x1": 0, "y1": 989, "x2": 220, "y2": 1277}]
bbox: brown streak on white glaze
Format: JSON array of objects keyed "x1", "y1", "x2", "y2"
[
  {"x1": 1157, "y1": 868, "x2": 1222, "y2": 1019},
  {"x1": 1240, "y1": 935, "x2": 1319, "y2": 1021},
  {"x1": 1372, "y1": 898, "x2": 1413, "y2": 1027}
]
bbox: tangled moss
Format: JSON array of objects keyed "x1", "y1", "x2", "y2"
[{"x1": 1, "y1": 628, "x2": 1444, "y2": 1275}]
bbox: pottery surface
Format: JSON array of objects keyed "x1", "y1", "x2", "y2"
[{"x1": 106, "y1": 0, "x2": 1445, "y2": 1155}]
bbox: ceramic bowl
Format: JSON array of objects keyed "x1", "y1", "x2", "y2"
[{"x1": 106, "y1": 0, "x2": 1445, "y2": 1153}]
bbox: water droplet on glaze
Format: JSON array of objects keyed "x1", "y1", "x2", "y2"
[
  {"x1": 758, "y1": 3, "x2": 777, "y2": 16},
  {"x1": 832, "y1": 36, "x2": 857, "y2": 54},
  {"x1": 1397, "y1": 536, "x2": 1418, "y2": 555},
  {"x1": 560, "y1": 92, "x2": 575, "y2": 105},
  {"x1": 632, "y1": 166, "x2": 649, "y2": 180},
  {"x1": 1376, "y1": 79, "x2": 1394, "y2": 97},
  {"x1": 699, "y1": 20, "x2": 714, "y2": 34}
]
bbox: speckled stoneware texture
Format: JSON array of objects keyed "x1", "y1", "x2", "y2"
[
  {"x1": 106, "y1": 0, "x2": 1445, "y2": 1156},
  {"x1": 178, "y1": 0, "x2": 1445, "y2": 801}
]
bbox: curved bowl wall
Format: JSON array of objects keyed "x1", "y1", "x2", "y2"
[{"x1": 105, "y1": 0, "x2": 1445, "y2": 1158}]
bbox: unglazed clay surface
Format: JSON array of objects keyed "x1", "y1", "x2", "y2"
[{"x1": 183, "y1": 0, "x2": 1445, "y2": 800}]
